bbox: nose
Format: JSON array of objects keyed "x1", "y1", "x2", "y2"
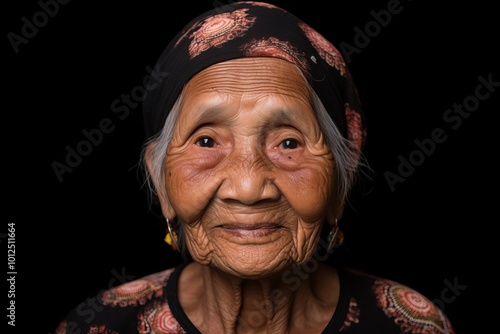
[{"x1": 217, "y1": 145, "x2": 280, "y2": 205}]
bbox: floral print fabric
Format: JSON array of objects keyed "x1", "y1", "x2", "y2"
[{"x1": 55, "y1": 263, "x2": 455, "y2": 333}]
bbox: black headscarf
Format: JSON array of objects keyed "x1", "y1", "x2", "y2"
[{"x1": 142, "y1": 1, "x2": 366, "y2": 152}]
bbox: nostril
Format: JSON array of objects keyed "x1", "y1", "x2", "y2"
[{"x1": 217, "y1": 168, "x2": 280, "y2": 205}]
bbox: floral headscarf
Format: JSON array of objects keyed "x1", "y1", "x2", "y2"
[{"x1": 142, "y1": 1, "x2": 366, "y2": 152}]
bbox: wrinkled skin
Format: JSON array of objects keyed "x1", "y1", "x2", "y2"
[{"x1": 146, "y1": 57, "x2": 343, "y2": 333}]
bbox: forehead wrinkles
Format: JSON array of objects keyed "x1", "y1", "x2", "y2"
[{"x1": 184, "y1": 58, "x2": 312, "y2": 102}]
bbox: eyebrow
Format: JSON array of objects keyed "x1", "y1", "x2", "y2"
[
  {"x1": 268, "y1": 109, "x2": 296, "y2": 123},
  {"x1": 260, "y1": 109, "x2": 299, "y2": 132},
  {"x1": 193, "y1": 106, "x2": 229, "y2": 122},
  {"x1": 194, "y1": 106, "x2": 298, "y2": 126}
]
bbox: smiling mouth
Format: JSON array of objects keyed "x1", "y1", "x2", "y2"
[{"x1": 218, "y1": 223, "x2": 283, "y2": 238}]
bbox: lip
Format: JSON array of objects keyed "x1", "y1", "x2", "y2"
[{"x1": 217, "y1": 223, "x2": 283, "y2": 238}]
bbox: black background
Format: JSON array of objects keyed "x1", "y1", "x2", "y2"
[{"x1": 4, "y1": 0, "x2": 498, "y2": 333}]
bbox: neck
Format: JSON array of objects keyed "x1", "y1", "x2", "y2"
[{"x1": 178, "y1": 261, "x2": 339, "y2": 334}]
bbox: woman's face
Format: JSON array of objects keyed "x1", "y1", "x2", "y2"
[{"x1": 163, "y1": 57, "x2": 336, "y2": 278}]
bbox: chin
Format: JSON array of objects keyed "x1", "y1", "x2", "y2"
[{"x1": 210, "y1": 249, "x2": 296, "y2": 280}]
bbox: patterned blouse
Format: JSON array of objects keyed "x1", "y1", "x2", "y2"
[{"x1": 54, "y1": 262, "x2": 455, "y2": 333}]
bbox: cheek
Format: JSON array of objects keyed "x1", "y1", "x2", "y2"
[
  {"x1": 165, "y1": 148, "x2": 227, "y2": 222},
  {"x1": 265, "y1": 144, "x2": 335, "y2": 223},
  {"x1": 274, "y1": 159, "x2": 334, "y2": 223}
]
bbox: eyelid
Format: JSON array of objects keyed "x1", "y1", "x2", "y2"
[
  {"x1": 275, "y1": 126, "x2": 304, "y2": 141},
  {"x1": 188, "y1": 122, "x2": 213, "y2": 138},
  {"x1": 189, "y1": 122, "x2": 221, "y2": 141},
  {"x1": 194, "y1": 131, "x2": 216, "y2": 142},
  {"x1": 270, "y1": 133, "x2": 303, "y2": 152}
]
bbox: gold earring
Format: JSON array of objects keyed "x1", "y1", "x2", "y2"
[
  {"x1": 164, "y1": 218, "x2": 179, "y2": 251},
  {"x1": 327, "y1": 218, "x2": 344, "y2": 253}
]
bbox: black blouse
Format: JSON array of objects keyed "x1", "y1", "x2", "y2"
[{"x1": 55, "y1": 262, "x2": 454, "y2": 333}]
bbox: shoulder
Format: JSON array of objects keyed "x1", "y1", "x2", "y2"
[
  {"x1": 100, "y1": 267, "x2": 175, "y2": 307},
  {"x1": 337, "y1": 268, "x2": 455, "y2": 334},
  {"x1": 54, "y1": 267, "x2": 184, "y2": 334}
]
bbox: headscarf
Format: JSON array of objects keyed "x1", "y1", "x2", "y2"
[{"x1": 142, "y1": 1, "x2": 366, "y2": 152}]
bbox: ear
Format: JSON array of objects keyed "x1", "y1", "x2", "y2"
[{"x1": 144, "y1": 142, "x2": 176, "y2": 220}]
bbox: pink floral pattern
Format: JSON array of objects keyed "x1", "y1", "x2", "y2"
[
  {"x1": 345, "y1": 103, "x2": 365, "y2": 151},
  {"x1": 180, "y1": 9, "x2": 256, "y2": 59},
  {"x1": 299, "y1": 22, "x2": 346, "y2": 76},
  {"x1": 241, "y1": 1, "x2": 280, "y2": 10},
  {"x1": 88, "y1": 325, "x2": 119, "y2": 333},
  {"x1": 241, "y1": 37, "x2": 309, "y2": 73},
  {"x1": 339, "y1": 297, "x2": 361, "y2": 331},
  {"x1": 101, "y1": 269, "x2": 172, "y2": 307},
  {"x1": 374, "y1": 279, "x2": 452, "y2": 333},
  {"x1": 138, "y1": 301, "x2": 187, "y2": 334}
]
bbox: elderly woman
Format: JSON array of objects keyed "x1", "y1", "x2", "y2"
[{"x1": 55, "y1": 2, "x2": 455, "y2": 333}]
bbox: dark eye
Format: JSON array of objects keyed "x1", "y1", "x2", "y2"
[
  {"x1": 281, "y1": 138, "x2": 299, "y2": 149},
  {"x1": 197, "y1": 137, "x2": 216, "y2": 148}
]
